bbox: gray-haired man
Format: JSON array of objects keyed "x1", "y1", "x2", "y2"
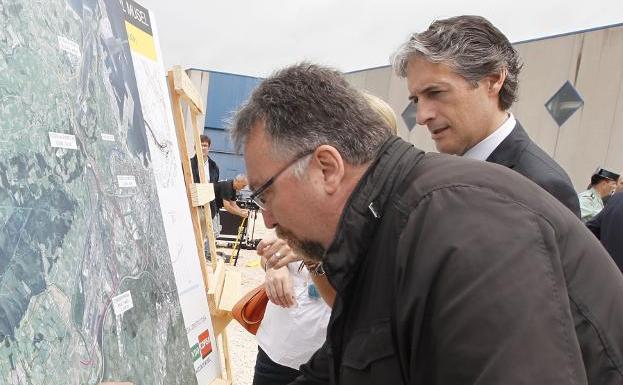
[
  {"x1": 392, "y1": 15, "x2": 580, "y2": 217},
  {"x1": 232, "y1": 62, "x2": 623, "y2": 385}
]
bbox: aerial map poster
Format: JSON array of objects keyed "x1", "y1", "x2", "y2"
[{"x1": 0, "y1": 0, "x2": 215, "y2": 384}]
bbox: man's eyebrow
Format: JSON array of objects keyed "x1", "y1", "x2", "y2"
[{"x1": 417, "y1": 84, "x2": 444, "y2": 94}]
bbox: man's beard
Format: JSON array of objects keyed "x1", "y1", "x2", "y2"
[{"x1": 276, "y1": 226, "x2": 326, "y2": 262}]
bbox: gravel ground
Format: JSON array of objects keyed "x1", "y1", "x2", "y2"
[{"x1": 218, "y1": 213, "x2": 273, "y2": 385}]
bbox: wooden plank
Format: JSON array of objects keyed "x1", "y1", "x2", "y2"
[
  {"x1": 218, "y1": 271, "x2": 242, "y2": 312},
  {"x1": 211, "y1": 312, "x2": 233, "y2": 337},
  {"x1": 207, "y1": 260, "x2": 226, "y2": 311},
  {"x1": 171, "y1": 65, "x2": 205, "y2": 114},
  {"x1": 166, "y1": 71, "x2": 213, "y2": 299},
  {"x1": 168, "y1": 67, "x2": 233, "y2": 385},
  {"x1": 190, "y1": 183, "x2": 215, "y2": 207},
  {"x1": 186, "y1": 89, "x2": 219, "y2": 272},
  {"x1": 221, "y1": 329, "x2": 233, "y2": 381}
]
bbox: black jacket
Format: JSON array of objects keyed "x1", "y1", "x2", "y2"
[
  {"x1": 486, "y1": 122, "x2": 580, "y2": 218},
  {"x1": 293, "y1": 137, "x2": 623, "y2": 385},
  {"x1": 587, "y1": 192, "x2": 623, "y2": 272}
]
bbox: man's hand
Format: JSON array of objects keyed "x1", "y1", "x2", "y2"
[{"x1": 257, "y1": 238, "x2": 302, "y2": 270}]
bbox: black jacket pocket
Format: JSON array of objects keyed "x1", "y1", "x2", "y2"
[{"x1": 340, "y1": 320, "x2": 403, "y2": 384}]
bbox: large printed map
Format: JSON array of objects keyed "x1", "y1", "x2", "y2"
[{"x1": 0, "y1": 0, "x2": 203, "y2": 384}]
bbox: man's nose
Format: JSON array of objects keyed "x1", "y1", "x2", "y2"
[
  {"x1": 261, "y1": 209, "x2": 276, "y2": 229},
  {"x1": 415, "y1": 100, "x2": 434, "y2": 126}
]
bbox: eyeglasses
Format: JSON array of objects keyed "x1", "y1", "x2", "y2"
[{"x1": 250, "y1": 149, "x2": 314, "y2": 210}]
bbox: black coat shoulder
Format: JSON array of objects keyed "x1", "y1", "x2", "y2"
[{"x1": 487, "y1": 122, "x2": 580, "y2": 217}]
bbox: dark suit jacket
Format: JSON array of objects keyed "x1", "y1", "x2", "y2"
[
  {"x1": 587, "y1": 192, "x2": 623, "y2": 273},
  {"x1": 486, "y1": 122, "x2": 580, "y2": 217}
]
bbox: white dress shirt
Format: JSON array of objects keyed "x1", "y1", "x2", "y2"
[{"x1": 463, "y1": 113, "x2": 516, "y2": 161}]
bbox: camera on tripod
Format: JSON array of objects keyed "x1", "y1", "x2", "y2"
[
  {"x1": 235, "y1": 197, "x2": 260, "y2": 212},
  {"x1": 215, "y1": 189, "x2": 262, "y2": 264}
]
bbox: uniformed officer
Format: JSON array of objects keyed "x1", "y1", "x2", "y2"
[{"x1": 578, "y1": 167, "x2": 620, "y2": 222}]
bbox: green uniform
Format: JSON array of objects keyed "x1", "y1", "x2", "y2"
[{"x1": 578, "y1": 187, "x2": 604, "y2": 222}]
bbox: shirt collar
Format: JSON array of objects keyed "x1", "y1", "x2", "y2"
[{"x1": 464, "y1": 113, "x2": 516, "y2": 161}]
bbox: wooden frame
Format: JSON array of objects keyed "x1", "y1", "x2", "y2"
[{"x1": 167, "y1": 65, "x2": 241, "y2": 385}]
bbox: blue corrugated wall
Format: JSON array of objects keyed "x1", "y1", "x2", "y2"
[{"x1": 202, "y1": 71, "x2": 262, "y2": 180}]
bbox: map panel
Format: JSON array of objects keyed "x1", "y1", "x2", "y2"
[{"x1": 0, "y1": 0, "x2": 199, "y2": 384}]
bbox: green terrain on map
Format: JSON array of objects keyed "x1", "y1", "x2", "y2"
[{"x1": 0, "y1": 0, "x2": 198, "y2": 384}]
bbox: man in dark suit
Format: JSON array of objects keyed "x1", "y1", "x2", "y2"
[{"x1": 392, "y1": 15, "x2": 580, "y2": 217}]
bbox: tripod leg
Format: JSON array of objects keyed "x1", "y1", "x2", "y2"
[{"x1": 233, "y1": 217, "x2": 249, "y2": 266}]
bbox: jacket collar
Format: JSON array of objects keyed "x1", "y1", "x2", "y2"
[
  {"x1": 322, "y1": 137, "x2": 424, "y2": 292},
  {"x1": 485, "y1": 121, "x2": 529, "y2": 168}
]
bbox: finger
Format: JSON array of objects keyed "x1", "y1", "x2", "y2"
[
  {"x1": 266, "y1": 251, "x2": 301, "y2": 270},
  {"x1": 282, "y1": 276, "x2": 296, "y2": 308},
  {"x1": 263, "y1": 239, "x2": 288, "y2": 258},
  {"x1": 265, "y1": 243, "x2": 291, "y2": 269},
  {"x1": 273, "y1": 274, "x2": 287, "y2": 307},
  {"x1": 265, "y1": 276, "x2": 278, "y2": 305},
  {"x1": 276, "y1": 276, "x2": 291, "y2": 308},
  {"x1": 257, "y1": 238, "x2": 276, "y2": 256}
]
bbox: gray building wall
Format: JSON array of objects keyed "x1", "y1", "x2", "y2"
[{"x1": 345, "y1": 24, "x2": 623, "y2": 191}]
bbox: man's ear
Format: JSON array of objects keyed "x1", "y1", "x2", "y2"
[
  {"x1": 312, "y1": 145, "x2": 345, "y2": 195},
  {"x1": 485, "y1": 70, "x2": 507, "y2": 96}
]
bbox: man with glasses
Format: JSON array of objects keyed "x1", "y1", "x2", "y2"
[{"x1": 231, "y1": 63, "x2": 623, "y2": 385}]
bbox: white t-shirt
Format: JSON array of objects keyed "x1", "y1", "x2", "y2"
[{"x1": 256, "y1": 262, "x2": 332, "y2": 369}]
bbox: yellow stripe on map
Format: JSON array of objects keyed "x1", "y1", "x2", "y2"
[{"x1": 125, "y1": 20, "x2": 157, "y2": 61}]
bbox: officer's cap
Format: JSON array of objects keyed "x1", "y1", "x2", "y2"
[{"x1": 591, "y1": 167, "x2": 620, "y2": 184}]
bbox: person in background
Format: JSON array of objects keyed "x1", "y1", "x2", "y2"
[
  {"x1": 222, "y1": 174, "x2": 251, "y2": 218},
  {"x1": 361, "y1": 91, "x2": 398, "y2": 132},
  {"x1": 235, "y1": 62, "x2": 623, "y2": 385},
  {"x1": 191, "y1": 134, "x2": 225, "y2": 243},
  {"x1": 253, "y1": 238, "x2": 331, "y2": 385},
  {"x1": 392, "y1": 15, "x2": 580, "y2": 217},
  {"x1": 578, "y1": 167, "x2": 620, "y2": 222}
]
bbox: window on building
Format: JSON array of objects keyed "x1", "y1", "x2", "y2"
[
  {"x1": 545, "y1": 81, "x2": 584, "y2": 126},
  {"x1": 402, "y1": 102, "x2": 417, "y2": 131}
]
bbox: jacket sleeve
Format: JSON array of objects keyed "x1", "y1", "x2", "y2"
[
  {"x1": 394, "y1": 186, "x2": 587, "y2": 385},
  {"x1": 289, "y1": 340, "x2": 331, "y2": 385}
]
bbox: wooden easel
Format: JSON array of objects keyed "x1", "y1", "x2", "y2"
[{"x1": 167, "y1": 66, "x2": 241, "y2": 385}]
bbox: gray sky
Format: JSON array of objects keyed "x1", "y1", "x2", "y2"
[{"x1": 141, "y1": 0, "x2": 623, "y2": 78}]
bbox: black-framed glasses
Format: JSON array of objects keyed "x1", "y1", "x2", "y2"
[{"x1": 250, "y1": 149, "x2": 314, "y2": 210}]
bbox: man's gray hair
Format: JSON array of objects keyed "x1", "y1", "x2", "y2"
[
  {"x1": 392, "y1": 15, "x2": 523, "y2": 110},
  {"x1": 230, "y1": 63, "x2": 392, "y2": 165}
]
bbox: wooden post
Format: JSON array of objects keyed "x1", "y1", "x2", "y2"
[{"x1": 167, "y1": 65, "x2": 240, "y2": 385}]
